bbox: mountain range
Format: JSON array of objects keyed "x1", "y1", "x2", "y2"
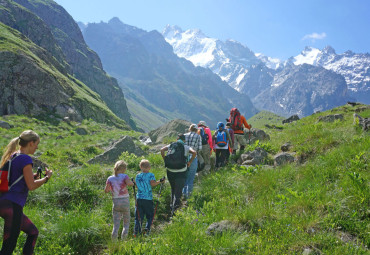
[
  {"x1": 79, "y1": 18, "x2": 257, "y2": 131},
  {"x1": 163, "y1": 25, "x2": 369, "y2": 117}
]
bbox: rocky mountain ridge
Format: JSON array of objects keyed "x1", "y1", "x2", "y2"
[
  {"x1": 163, "y1": 25, "x2": 262, "y2": 91},
  {"x1": 163, "y1": 25, "x2": 369, "y2": 117},
  {"x1": 289, "y1": 46, "x2": 370, "y2": 103},
  {"x1": 0, "y1": 0, "x2": 136, "y2": 129}
]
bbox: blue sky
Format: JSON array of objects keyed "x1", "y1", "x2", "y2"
[{"x1": 55, "y1": 0, "x2": 370, "y2": 60}]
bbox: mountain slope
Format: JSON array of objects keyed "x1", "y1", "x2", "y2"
[
  {"x1": 0, "y1": 22, "x2": 128, "y2": 128},
  {"x1": 253, "y1": 64, "x2": 348, "y2": 117},
  {"x1": 11, "y1": 0, "x2": 137, "y2": 129},
  {"x1": 81, "y1": 18, "x2": 257, "y2": 131}
]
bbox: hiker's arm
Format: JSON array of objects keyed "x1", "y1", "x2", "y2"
[
  {"x1": 125, "y1": 177, "x2": 134, "y2": 187},
  {"x1": 242, "y1": 116, "x2": 251, "y2": 129},
  {"x1": 23, "y1": 164, "x2": 52, "y2": 191},
  {"x1": 160, "y1": 146, "x2": 168, "y2": 159},
  {"x1": 150, "y1": 180, "x2": 161, "y2": 187},
  {"x1": 187, "y1": 148, "x2": 197, "y2": 167},
  {"x1": 104, "y1": 182, "x2": 112, "y2": 193},
  {"x1": 226, "y1": 130, "x2": 233, "y2": 148}
]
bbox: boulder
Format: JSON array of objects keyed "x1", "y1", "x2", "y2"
[
  {"x1": 88, "y1": 136, "x2": 144, "y2": 164},
  {"x1": 274, "y1": 152, "x2": 295, "y2": 166},
  {"x1": 0, "y1": 120, "x2": 12, "y2": 129},
  {"x1": 139, "y1": 136, "x2": 153, "y2": 145},
  {"x1": 354, "y1": 113, "x2": 369, "y2": 131},
  {"x1": 302, "y1": 248, "x2": 313, "y2": 255},
  {"x1": 239, "y1": 147, "x2": 268, "y2": 166},
  {"x1": 281, "y1": 142, "x2": 292, "y2": 152},
  {"x1": 206, "y1": 220, "x2": 243, "y2": 236},
  {"x1": 317, "y1": 114, "x2": 344, "y2": 123},
  {"x1": 282, "y1": 115, "x2": 300, "y2": 124},
  {"x1": 247, "y1": 128, "x2": 270, "y2": 144},
  {"x1": 149, "y1": 119, "x2": 192, "y2": 144},
  {"x1": 75, "y1": 127, "x2": 88, "y2": 135},
  {"x1": 355, "y1": 106, "x2": 370, "y2": 113}
]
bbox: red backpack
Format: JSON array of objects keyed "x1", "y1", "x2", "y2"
[
  {"x1": 229, "y1": 108, "x2": 243, "y2": 131},
  {"x1": 0, "y1": 154, "x2": 23, "y2": 193}
]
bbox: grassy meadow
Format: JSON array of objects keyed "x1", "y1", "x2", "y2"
[{"x1": 0, "y1": 104, "x2": 369, "y2": 254}]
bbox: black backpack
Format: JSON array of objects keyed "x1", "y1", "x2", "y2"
[
  {"x1": 164, "y1": 142, "x2": 187, "y2": 169},
  {"x1": 199, "y1": 127, "x2": 209, "y2": 145}
]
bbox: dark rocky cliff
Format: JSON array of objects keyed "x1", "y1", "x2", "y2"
[
  {"x1": 10, "y1": 0, "x2": 137, "y2": 129},
  {"x1": 0, "y1": 23, "x2": 128, "y2": 128}
]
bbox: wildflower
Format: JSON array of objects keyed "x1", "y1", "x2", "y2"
[{"x1": 258, "y1": 229, "x2": 261, "y2": 232}]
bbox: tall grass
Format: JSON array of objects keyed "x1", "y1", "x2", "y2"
[{"x1": 0, "y1": 104, "x2": 368, "y2": 254}]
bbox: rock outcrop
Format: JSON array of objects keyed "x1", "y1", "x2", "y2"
[
  {"x1": 247, "y1": 128, "x2": 270, "y2": 144},
  {"x1": 354, "y1": 113, "x2": 369, "y2": 131},
  {"x1": 148, "y1": 119, "x2": 192, "y2": 144},
  {"x1": 0, "y1": 120, "x2": 12, "y2": 129},
  {"x1": 88, "y1": 136, "x2": 144, "y2": 164},
  {"x1": 282, "y1": 115, "x2": 300, "y2": 124},
  {"x1": 274, "y1": 152, "x2": 295, "y2": 166},
  {"x1": 238, "y1": 147, "x2": 268, "y2": 166},
  {"x1": 317, "y1": 114, "x2": 344, "y2": 123}
]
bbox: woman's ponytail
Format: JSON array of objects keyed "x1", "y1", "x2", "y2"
[
  {"x1": 0, "y1": 137, "x2": 20, "y2": 168},
  {"x1": 0, "y1": 130, "x2": 39, "y2": 168}
]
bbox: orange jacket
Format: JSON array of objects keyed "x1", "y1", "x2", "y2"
[{"x1": 234, "y1": 115, "x2": 251, "y2": 134}]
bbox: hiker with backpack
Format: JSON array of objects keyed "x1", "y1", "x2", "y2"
[
  {"x1": 182, "y1": 124, "x2": 202, "y2": 199},
  {"x1": 104, "y1": 160, "x2": 134, "y2": 240},
  {"x1": 0, "y1": 130, "x2": 53, "y2": 255},
  {"x1": 197, "y1": 121, "x2": 213, "y2": 173},
  {"x1": 227, "y1": 108, "x2": 251, "y2": 154},
  {"x1": 213, "y1": 122, "x2": 233, "y2": 169},
  {"x1": 225, "y1": 122, "x2": 235, "y2": 162},
  {"x1": 132, "y1": 159, "x2": 165, "y2": 236},
  {"x1": 160, "y1": 134, "x2": 196, "y2": 216}
]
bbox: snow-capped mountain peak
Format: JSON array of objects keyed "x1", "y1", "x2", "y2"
[
  {"x1": 293, "y1": 46, "x2": 322, "y2": 65},
  {"x1": 255, "y1": 53, "x2": 283, "y2": 70},
  {"x1": 163, "y1": 25, "x2": 261, "y2": 89},
  {"x1": 291, "y1": 46, "x2": 370, "y2": 101}
]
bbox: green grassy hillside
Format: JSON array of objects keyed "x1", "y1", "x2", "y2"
[
  {"x1": 248, "y1": 110, "x2": 286, "y2": 129},
  {"x1": 0, "y1": 104, "x2": 368, "y2": 254}
]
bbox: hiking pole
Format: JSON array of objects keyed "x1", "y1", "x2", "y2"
[
  {"x1": 151, "y1": 177, "x2": 166, "y2": 226},
  {"x1": 249, "y1": 128, "x2": 251, "y2": 145},
  {"x1": 37, "y1": 166, "x2": 43, "y2": 179},
  {"x1": 132, "y1": 178, "x2": 142, "y2": 235}
]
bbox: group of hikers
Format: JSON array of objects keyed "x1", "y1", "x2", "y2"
[{"x1": 0, "y1": 108, "x2": 251, "y2": 253}]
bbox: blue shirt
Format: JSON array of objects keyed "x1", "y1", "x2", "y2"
[{"x1": 135, "y1": 172, "x2": 156, "y2": 200}]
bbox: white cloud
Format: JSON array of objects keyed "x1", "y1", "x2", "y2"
[{"x1": 302, "y1": 32, "x2": 327, "y2": 41}]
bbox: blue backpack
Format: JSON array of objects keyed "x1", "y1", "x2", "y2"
[
  {"x1": 199, "y1": 127, "x2": 209, "y2": 145},
  {"x1": 216, "y1": 130, "x2": 227, "y2": 147}
]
